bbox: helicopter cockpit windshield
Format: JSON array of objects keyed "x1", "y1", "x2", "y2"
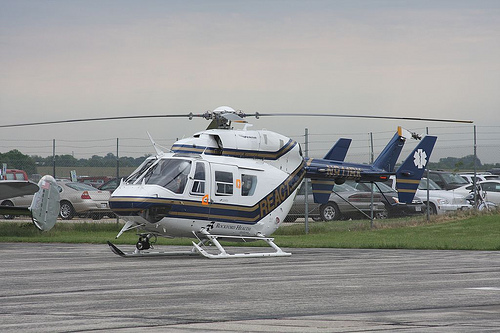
[
  {"x1": 142, "y1": 159, "x2": 192, "y2": 194},
  {"x1": 125, "y1": 157, "x2": 156, "y2": 184}
]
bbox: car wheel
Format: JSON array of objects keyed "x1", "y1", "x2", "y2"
[
  {"x1": 375, "y1": 208, "x2": 388, "y2": 219},
  {"x1": 424, "y1": 202, "x2": 437, "y2": 215},
  {"x1": 59, "y1": 201, "x2": 75, "y2": 220},
  {"x1": 1, "y1": 200, "x2": 15, "y2": 219},
  {"x1": 320, "y1": 202, "x2": 340, "y2": 221},
  {"x1": 284, "y1": 215, "x2": 297, "y2": 223}
]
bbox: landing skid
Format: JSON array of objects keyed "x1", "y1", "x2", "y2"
[
  {"x1": 107, "y1": 230, "x2": 291, "y2": 259},
  {"x1": 107, "y1": 241, "x2": 199, "y2": 258}
]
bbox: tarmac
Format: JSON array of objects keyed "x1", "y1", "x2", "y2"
[{"x1": 1, "y1": 242, "x2": 500, "y2": 332}]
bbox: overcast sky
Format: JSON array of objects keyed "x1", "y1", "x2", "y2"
[{"x1": 1, "y1": 0, "x2": 499, "y2": 163}]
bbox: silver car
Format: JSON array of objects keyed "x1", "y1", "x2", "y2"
[
  {"x1": 1, "y1": 191, "x2": 34, "y2": 219},
  {"x1": 57, "y1": 181, "x2": 113, "y2": 220},
  {"x1": 286, "y1": 181, "x2": 387, "y2": 222}
]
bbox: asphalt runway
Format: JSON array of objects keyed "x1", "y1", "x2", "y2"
[{"x1": 1, "y1": 243, "x2": 500, "y2": 332}]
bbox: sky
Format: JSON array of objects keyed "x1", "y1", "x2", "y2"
[{"x1": 1, "y1": 0, "x2": 499, "y2": 164}]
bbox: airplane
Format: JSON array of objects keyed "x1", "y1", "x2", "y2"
[
  {"x1": 0, "y1": 175, "x2": 60, "y2": 231},
  {"x1": 1, "y1": 106, "x2": 470, "y2": 258}
]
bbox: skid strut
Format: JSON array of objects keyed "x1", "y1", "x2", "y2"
[{"x1": 191, "y1": 228, "x2": 292, "y2": 259}]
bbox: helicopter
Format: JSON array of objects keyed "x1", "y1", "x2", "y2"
[
  {"x1": 103, "y1": 107, "x2": 439, "y2": 258},
  {"x1": 1, "y1": 106, "x2": 471, "y2": 258}
]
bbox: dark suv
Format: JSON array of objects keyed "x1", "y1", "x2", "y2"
[{"x1": 427, "y1": 170, "x2": 469, "y2": 190}]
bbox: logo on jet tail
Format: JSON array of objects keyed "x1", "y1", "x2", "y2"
[{"x1": 413, "y1": 149, "x2": 427, "y2": 169}]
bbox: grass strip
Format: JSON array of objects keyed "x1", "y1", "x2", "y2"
[{"x1": 1, "y1": 210, "x2": 499, "y2": 250}]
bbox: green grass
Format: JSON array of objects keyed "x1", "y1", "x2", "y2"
[
  {"x1": 273, "y1": 210, "x2": 500, "y2": 250},
  {"x1": 1, "y1": 210, "x2": 499, "y2": 250}
]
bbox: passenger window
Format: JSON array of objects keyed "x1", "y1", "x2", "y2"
[
  {"x1": 241, "y1": 174, "x2": 257, "y2": 196},
  {"x1": 215, "y1": 171, "x2": 233, "y2": 196},
  {"x1": 191, "y1": 162, "x2": 206, "y2": 195}
]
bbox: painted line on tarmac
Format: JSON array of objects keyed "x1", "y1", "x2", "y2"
[{"x1": 467, "y1": 287, "x2": 500, "y2": 291}]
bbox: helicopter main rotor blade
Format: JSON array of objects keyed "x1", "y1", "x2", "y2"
[
  {"x1": 0, "y1": 110, "x2": 473, "y2": 128},
  {"x1": 253, "y1": 113, "x2": 473, "y2": 124},
  {"x1": 0, "y1": 114, "x2": 205, "y2": 128}
]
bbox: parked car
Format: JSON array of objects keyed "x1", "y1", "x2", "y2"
[
  {"x1": 57, "y1": 181, "x2": 114, "y2": 219},
  {"x1": 1, "y1": 190, "x2": 34, "y2": 219},
  {"x1": 384, "y1": 176, "x2": 471, "y2": 215},
  {"x1": 286, "y1": 181, "x2": 387, "y2": 222},
  {"x1": 427, "y1": 170, "x2": 469, "y2": 190},
  {"x1": 1, "y1": 169, "x2": 32, "y2": 218},
  {"x1": 98, "y1": 178, "x2": 120, "y2": 193},
  {"x1": 346, "y1": 180, "x2": 425, "y2": 218},
  {"x1": 460, "y1": 172, "x2": 499, "y2": 184},
  {"x1": 453, "y1": 180, "x2": 500, "y2": 206},
  {"x1": 1, "y1": 168, "x2": 29, "y2": 181},
  {"x1": 416, "y1": 178, "x2": 471, "y2": 214}
]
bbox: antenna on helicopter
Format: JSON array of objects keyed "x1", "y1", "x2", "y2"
[{"x1": 147, "y1": 132, "x2": 166, "y2": 156}]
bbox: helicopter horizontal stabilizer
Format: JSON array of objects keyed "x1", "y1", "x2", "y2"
[{"x1": 30, "y1": 175, "x2": 60, "y2": 231}]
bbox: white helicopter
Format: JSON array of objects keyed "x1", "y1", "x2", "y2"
[
  {"x1": 1, "y1": 106, "x2": 472, "y2": 258},
  {"x1": 105, "y1": 106, "x2": 443, "y2": 258}
]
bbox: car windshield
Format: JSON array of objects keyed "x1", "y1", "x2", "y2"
[
  {"x1": 441, "y1": 173, "x2": 469, "y2": 185},
  {"x1": 333, "y1": 183, "x2": 357, "y2": 192},
  {"x1": 418, "y1": 178, "x2": 442, "y2": 190},
  {"x1": 374, "y1": 182, "x2": 395, "y2": 193},
  {"x1": 350, "y1": 181, "x2": 394, "y2": 193},
  {"x1": 299, "y1": 181, "x2": 358, "y2": 194},
  {"x1": 65, "y1": 182, "x2": 99, "y2": 191}
]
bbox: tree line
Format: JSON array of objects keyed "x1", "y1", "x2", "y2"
[
  {"x1": 1, "y1": 150, "x2": 148, "y2": 176},
  {"x1": 1, "y1": 149, "x2": 500, "y2": 176}
]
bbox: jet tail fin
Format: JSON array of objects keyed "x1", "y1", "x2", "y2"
[
  {"x1": 323, "y1": 138, "x2": 351, "y2": 161},
  {"x1": 372, "y1": 127, "x2": 406, "y2": 172},
  {"x1": 395, "y1": 135, "x2": 437, "y2": 203}
]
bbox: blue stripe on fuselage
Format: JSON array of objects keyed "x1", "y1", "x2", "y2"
[{"x1": 172, "y1": 139, "x2": 297, "y2": 160}]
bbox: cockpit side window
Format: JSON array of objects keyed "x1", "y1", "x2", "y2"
[
  {"x1": 241, "y1": 174, "x2": 257, "y2": 196},
  {"x1": 191, "y1": 162, "x2": 206, "y2": 195},
  {"x1": 144, "y1": 159, "x2": 192, "y2": 194}
]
